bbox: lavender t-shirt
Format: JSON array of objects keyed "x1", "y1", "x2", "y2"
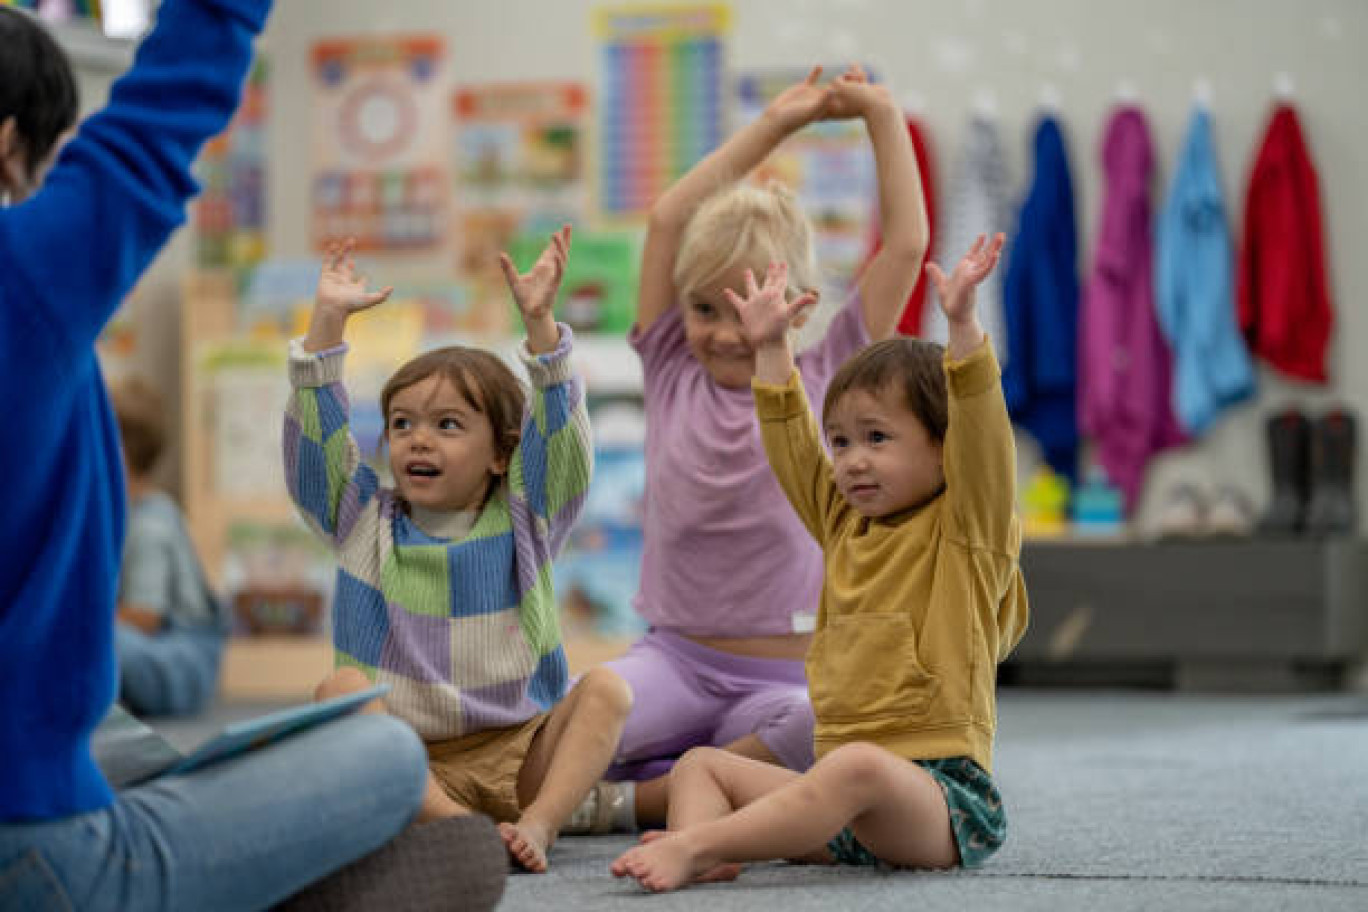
[{"x1": 630, "y1": 292, "x2": 870, "y2": 636}]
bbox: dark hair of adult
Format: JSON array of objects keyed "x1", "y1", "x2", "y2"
[{"x1": 0, "y1": 6, "x2": 80, "y2": 180}]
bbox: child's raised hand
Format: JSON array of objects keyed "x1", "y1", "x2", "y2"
[
  {"x1": 499, "y1": 224, "x2": 572, "y2": 324},
  {"x1": 765, "y1": 66, "x2": 832, "y2": 133},
  {"x1": 725, "y1": 261, "x2": 818, "y2": 349},
  {"x1": 822, "y1": 64, "x2": 893, "y2": 121},
  {"x1": 925, "y1": 233, "x2": 1006, "y2": 325},
  {"x1": 316, "y1": 238, "x2": 393, "y2": 317}
]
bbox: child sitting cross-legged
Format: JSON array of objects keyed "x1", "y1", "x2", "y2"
[
  {"x1": 285, "y1": 227, "x2": 632, "y2": 872},
  {"x1": 611, "y1": 235, "x2": 1028, "y2": 891}
]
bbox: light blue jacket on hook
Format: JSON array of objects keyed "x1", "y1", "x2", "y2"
[{"x1": 1155, "y1": 107, "x2": 1255, "y2": 435}]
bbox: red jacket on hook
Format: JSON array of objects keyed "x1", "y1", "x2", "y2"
[
  {"x1": 1237, "y1": 104, "x2": 1333, "y2": 383},
  {"x1": 865, "y1": 115, "x2": 936, "y2": 335}
]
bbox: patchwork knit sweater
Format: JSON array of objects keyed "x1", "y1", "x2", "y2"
[{"x1": 284, "y1": 327, "x2": 592, "y2": 740}]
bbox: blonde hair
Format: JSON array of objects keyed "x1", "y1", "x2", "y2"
[{"x1": 673, "y1": 181, "x2": 818, "y2": 305}]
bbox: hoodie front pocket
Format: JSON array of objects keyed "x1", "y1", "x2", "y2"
[{"x1": 809, "y1": 613, "x2": 938, "y2": 723}]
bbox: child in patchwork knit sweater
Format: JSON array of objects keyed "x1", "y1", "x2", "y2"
[{"x1": 284, "y1": 227, "x2": 632, "y2": 872}]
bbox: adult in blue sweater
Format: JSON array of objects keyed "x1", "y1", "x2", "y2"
[{"x1": 0, "y1": 4, "x2": 501, "y2": 910}]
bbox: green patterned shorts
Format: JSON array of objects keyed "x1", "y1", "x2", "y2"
[{"x1": 825, "y1": 756, "x2": 1005, "y2": 869}]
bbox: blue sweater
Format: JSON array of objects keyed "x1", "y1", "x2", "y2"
[
  {"x1": 1003, "y1": 115, "x2": 1080, "y2": 481},
  {"x1": 0, "y1": 0, "x2": 272, "y2": 821}
]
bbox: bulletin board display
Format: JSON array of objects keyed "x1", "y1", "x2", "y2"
[
  {"x1": 195, "y1": 60, "x2": 269, "y2": 272},
  {"x1": 452, "y1": 81, "x2": 590, "y2": 331},
  {"x1": 311, "y1": 36, "x2": 449, "y2": 253},
  {"x1": 594, "y1": 4, "x2": 729, "y2": 218},
  {"x1": 737, "y1": 67, "x2": 879, "y2": 297}
]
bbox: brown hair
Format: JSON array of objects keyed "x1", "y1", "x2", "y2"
[
  {"x1": 380, "y1": 346, "x2": 524, "y2": 469},
  {"x1": 822, "y1": 337, "x2": 948, "y2": 442},
  {"x1": 110, "y1": 374, "x2": 167, "y2": 475}
]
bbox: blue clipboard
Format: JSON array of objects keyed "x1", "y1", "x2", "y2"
[{"x1": 99, "y1": 684, "x2": 391, "y2": 789}]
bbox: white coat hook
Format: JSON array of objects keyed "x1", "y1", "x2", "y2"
[
  {"x1": 971, "y1": 87, "x2": 998, "y2": 120},
  {"x1": 1040, "y1": 82, "x2": 1062, "y2": 113},
  {"x1": 1273, "y1": 71, "x2": 1296, "y2": 101},
  {"x1": 1193, "y1": 76, "x2": 1213, "y2": 109}
]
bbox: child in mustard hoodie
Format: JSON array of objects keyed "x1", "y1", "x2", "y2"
[{"x1": 611, "y1": 235, "x2": 1028, "y2": 891}]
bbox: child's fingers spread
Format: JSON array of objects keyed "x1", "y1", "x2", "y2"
[
  {"x1": 497, "y1": 252, "x2": 519, "y2": 284},
  {"x1": 804, "y1": 64, "x2": 823, "y2": 85},
  {"x1": 788, "y1": 291, "x2": 818, "y2": 320},
  {"x1": 723, "y1": 287, "x2": 745, "y2": 310},
  {"x1": 767, "y1": 261, "x2": 787, "y2": 289},
  {"x1": 744, "y1": 268, "x2": 760, "y2": 297},
  {"x1": 925, "y1": 262, "x2": 948, "y2": 294}
]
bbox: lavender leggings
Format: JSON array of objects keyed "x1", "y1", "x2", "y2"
[{"x1": 604, "y1": 628, "x2": 816, "y2": 781}]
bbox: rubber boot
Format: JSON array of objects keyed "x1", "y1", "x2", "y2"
[
  {"x1": 1257, "y1": 408, "x2": 1311, "y2": 537},
  {"x1": 1304, "y1": 408, "x2": 1358, "y2": 537}
]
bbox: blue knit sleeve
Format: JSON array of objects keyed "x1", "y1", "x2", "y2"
[{"x1": 510, "y1": 326, "x2": 593, "y2": 555}]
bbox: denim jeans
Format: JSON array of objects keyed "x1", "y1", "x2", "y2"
[
  {"x1": 115, "y1": 623, "x2": 224, "y2": 718},
  {"x1": 0, "y1": 713, "x2": 427, "y2": 912}
]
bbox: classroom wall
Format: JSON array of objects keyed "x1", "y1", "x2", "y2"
[{"x1": 117, "y1": 0, "x2": 1368, "y2": 526}]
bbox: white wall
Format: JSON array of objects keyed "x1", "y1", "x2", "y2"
[{"x1": 173, "y1": 1, "x2": 1368, "y2": 521}]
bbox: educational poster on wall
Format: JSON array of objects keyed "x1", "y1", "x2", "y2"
[
  {"x1": 195, "y1": 60, "x2": 268, "y2": 272},
  {"x1": 737, "y1": 67, "x2": 879, "y2": 296},
  {"x1": 594, "y1": 4, "x2": 729, "y2": 219},
  {"x1": 505, "y1": 230, "x2": 639, "y2": 335},
  {"x1": 311, "y1": 36, "x2": 449, "y2": 253},
  {"x1": 197, "y1": 343, "x2": 290, "y2": 500},
  {"x1": 452, "y1": 81, "x2": 590, "y2": 331}
]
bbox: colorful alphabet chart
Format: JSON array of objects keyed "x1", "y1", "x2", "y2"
[
  {"x1": 594, "y1": 5, "x2": 729, "y2": 218},
  {"x1": 311, "y1": 36, "x2": 449, "y2": 253}
]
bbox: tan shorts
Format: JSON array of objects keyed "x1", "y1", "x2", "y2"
[{"x1": 426, "y1": 713, "x2": 549, "y2": 823}]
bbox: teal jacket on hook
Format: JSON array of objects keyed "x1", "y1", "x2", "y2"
[{"x1": 0, "y1": 0, "x2": 272, "y2": 821}]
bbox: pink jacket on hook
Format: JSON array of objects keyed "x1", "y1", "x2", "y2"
[{"x1": 1078, "y1": 106, "x2": 1185, "y2": 511}]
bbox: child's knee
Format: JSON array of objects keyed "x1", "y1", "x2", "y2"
[
  {"x1": 671, "y1": 745, "x2": 724, "y2": 780},
  {"x1": 315, "y1": 666, "x2": 372, "y2": 702},
  {"x1": 822, "y1": 742, "x2": 899, "y2": 794},
  {"x1": 575, "y1": 667, "x2": 634, "y2": 720}
]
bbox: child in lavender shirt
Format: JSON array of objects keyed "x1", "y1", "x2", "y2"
[{"x1": 575, "y1": 65, "x2": 929, "y2": 832}]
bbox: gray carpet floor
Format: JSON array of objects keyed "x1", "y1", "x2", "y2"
[{"x1": 159, "y1": 691, "x2": 1368, "y2": 911}]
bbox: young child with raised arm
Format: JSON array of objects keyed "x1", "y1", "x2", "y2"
[
  {"x1": 581, "y1": 64, "x2": 929, "y2": 834},
  {"x1": 612, "y1": 234, "x2": 1028, "y2": 891},
  {"x1": 284, "y1": 227, "x2": 632, "y2": 872}
]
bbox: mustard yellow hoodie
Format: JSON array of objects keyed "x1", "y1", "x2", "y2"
[{"x1": 753, "y1": 339, "x2": 1028, "y2": 774}]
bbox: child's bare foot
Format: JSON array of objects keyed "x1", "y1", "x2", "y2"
[
  {"x1": 612, "y1": 832, "x2": 724, "y2": 893},
  {"x1": 618, "y1": 830, "x2": 740, "y2": 884},
  {"x1": 498, "y1": 819, "x2": 553, "y2": 872}
]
